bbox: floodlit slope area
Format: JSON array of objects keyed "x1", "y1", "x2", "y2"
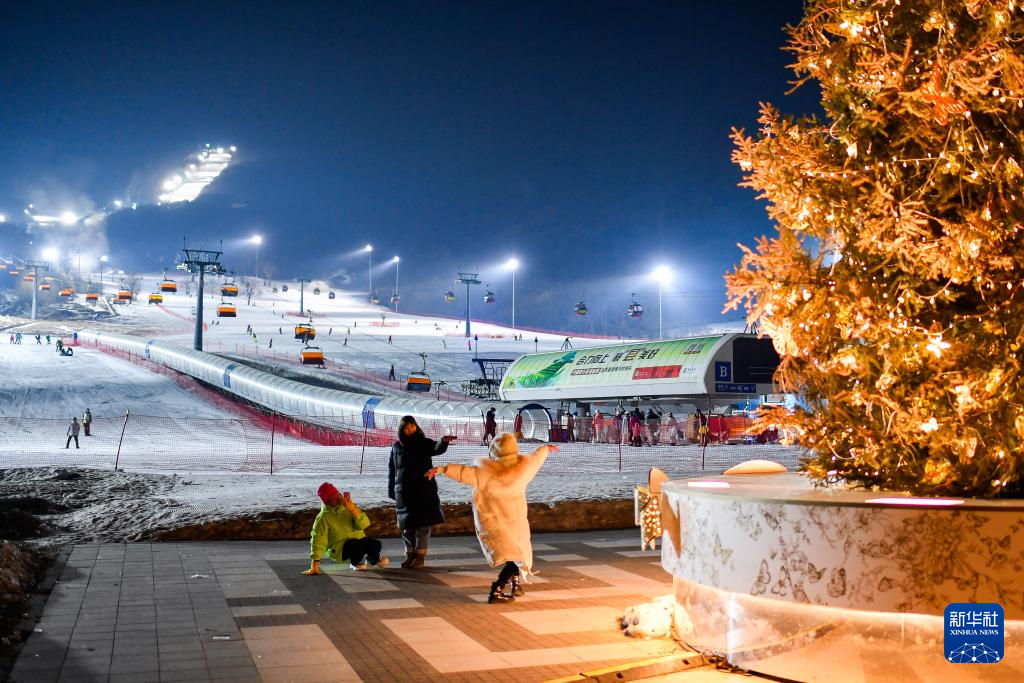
[{"x1": 0, "y1": 342, "x2": 232, "y2": 419}]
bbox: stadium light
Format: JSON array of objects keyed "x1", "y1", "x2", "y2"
[
  {"x1": 42, "y1": 247, "x2": 59, "y2": 261},
  {"x1": 504, "y1": 258, "x2": 519, "y2": 336},
  {"x1": 365, "y1": 244, "x2": 373, "y2": 299},
  {"x1": 650, "y1": 265, "x2": 673, "y2": 339},
  {"x1": 60, "y1": 211, "x2": 78, "y2": 226}
]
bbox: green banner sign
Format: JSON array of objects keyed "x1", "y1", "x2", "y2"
[{"x1": 500, "y1": 336, "x2": 723, "y2": 398}]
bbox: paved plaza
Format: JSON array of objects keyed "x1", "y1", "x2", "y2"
[{"x1": 9, "y1": 529, "x2": 728, "y2": 683}]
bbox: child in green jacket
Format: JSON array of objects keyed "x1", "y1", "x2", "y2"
[{"x1": 302, "y1": 483, "x2": 389, "y2": 575}]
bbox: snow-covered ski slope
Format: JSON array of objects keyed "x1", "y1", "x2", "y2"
[{"x1": 90, "y1": 272, "x2": 622, "y2": 389}]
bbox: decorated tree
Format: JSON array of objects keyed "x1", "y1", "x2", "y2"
[{"x1": 727, "y1": 0, "x2": 1024, "y2": 497}]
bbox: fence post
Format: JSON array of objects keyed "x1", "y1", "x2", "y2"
[
  {"x1": 269, "y1": 413, "x2": 276, "y2": 475},
  {"x1": 358, "y1": 419, "x2": 369, "y2": 475},
  {"x1": 617, "y1": 435, "x2": 623, "y2": 472},
  {"x1": 114, "y1": 409, "x2": 130, "y2": 470}
]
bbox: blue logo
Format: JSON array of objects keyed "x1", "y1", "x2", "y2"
[
  {"x1": 945, "y1": 603, "x2": 1003, "y2": 663},
  {"x1": 714, "y1": 361, "x2": 732, "y2": 382}
]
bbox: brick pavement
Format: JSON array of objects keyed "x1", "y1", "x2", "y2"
[{"x1": 11, "y1": 529, "x2": 726, "y2": 683}]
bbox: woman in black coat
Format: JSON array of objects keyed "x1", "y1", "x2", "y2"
[{"x1": 388, "y1": 415, "x2": 455, "y2": 569}]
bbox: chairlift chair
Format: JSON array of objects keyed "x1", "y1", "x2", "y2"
[
  {"x1": 8, "y1": 270, "x2": 20, "y2": 276},
  {"x1": 39, "y1": 283, "x2": 52, "y2": 291},
  {"x1": 281, "y1": 285, "x2": 288, "y2": 292},
  {"x1": 294, "y1": 320, "x2": 316, "y2": 341},
  {"x1": 313, "y1": 287, "x2": 321, "y2": 295},
  {"x1": 148, "y1": 293, "x2": 164, "y2": 304},
  {"x1": 444, "y1": 290, "x2": 455, "y2": 303},
  {"x1": 627, "y1": 293, "x2": 644, "y2": 318},
  {"x1": 370, "y1": 292, "x2": 381, "y2": 305},
  {"x1": 328, "y1": 291, "x2": 336, "y2": 300},
  {"x1": 85, "y1": 292, "x2": 99, "y2": 302},
  {"x1": 483, "y1": 286, "x2": 495, "y2": 304},
  {"x1": 300, "y1": 345, "x2": 326, "y2": 367},
  {"x1": 216, "y1": 301, "x2": 237, "y2": 317},
  {"x1": 405, "y1": 352, "x2": 433, "y2": 392},
  {"x1": 117, "y1": 289, "x2": 132, "y2": 302},
  {"x1": 160, "y1": 279, "x2": 178, "y2": 292},
  {"x1": 59, "y1": 288, "x2": 74, "y2": 298},
  {"x1": 220, "y1": 283, "x2": 239, "y2": 297},
  {"x1": 390, "y1": 293, "x2": 400, "y2": 305},
  {"x1": 23, "y1": 275, "x2": 34, "y2": 282},
  {"x1": 574, "y1": 300, "x2": 588, "y2": 316}
]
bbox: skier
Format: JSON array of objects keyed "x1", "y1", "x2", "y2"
[
  {"x1": 46, "y1": 335, "x2": 51, "y2": 345},
  {"x1": 329, "y1": 328, "x2": 332, "y2": 336},
  {"x1": 389, "y1": 364, "x2": 396, "y2": 381},
  {"x1": 427, "y1": 433, "x2": 557, "y2": 603},
  {"x1": 279, "y1": 327, "x2": 282, "y2": 335},
  {"x1": 35, "y1": 335, "x2": 42, "y2": 344},
  {"x1": 82, "y1": 408, "x2": 92, "y2": 437},
  {"x1": 482, "y1": 407, "x2": 497, "y2": 445},
  {"x1": 15, "y1": 333, "x2": 22, "y2": 344},
  {"x1": 269, "y1": 338, "x2": 273, "y2": 349},
  {"x1": 301, "y1": 483, "x2": 389, "y2": 575},
  {"x1": 65, "y1": 417, "x2": 81, "y2": 449},
  {"x1": 343, "y1": 337, "x2": 348, "y2": 346},
  {"x1": 388, "y1": 416, "x2": 456, "y2": 569},
  {"x1": 388, "y1": 335, "x2": 392, "y2": 344}
]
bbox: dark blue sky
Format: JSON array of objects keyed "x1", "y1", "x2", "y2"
[{"x1": 0, "y1": 1, "x2": 817, "y2": 336}]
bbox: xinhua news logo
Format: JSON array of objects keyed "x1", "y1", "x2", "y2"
[{"x1": 945, "y1": 603, "x2": 1004, "y2": 664}]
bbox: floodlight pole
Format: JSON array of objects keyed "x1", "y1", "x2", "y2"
[
  {"x1": 456, "y1": 272, "x2": 481, "y2": 338},
  {"x1": 24, "y1": 261, "x2": 50, "y2": 321},
  {"x1": 180, "y1": 242, "x2": 225, "y2": 351}
]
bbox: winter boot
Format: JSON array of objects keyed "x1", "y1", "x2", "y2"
[
  {"x1": 410, "y1": 548, "x2": 427, "y2": 570},
  {"x1": 487, "y1": 581, "x2": 515, "y2": 604},
  {"x1": 401, "y1": 549, "x2": 416, "y2": 569}
]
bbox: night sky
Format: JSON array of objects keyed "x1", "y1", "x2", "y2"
[{"x1": 0, "y1": 1, "x2": 819, "y2": 336}]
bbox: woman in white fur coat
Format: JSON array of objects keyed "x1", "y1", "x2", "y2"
[{"x1": 427, "y1": 432, "x2": 557, "y2": 603}]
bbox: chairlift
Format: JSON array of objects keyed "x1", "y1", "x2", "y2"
[
  {"x1": 444, "y1": 290, "x2": 455, "y2": 303},
  {"x1": 148, "y1": 293, "x2": 164, "y2": 304},
  {"x1": 300, "y1": 345, "x2": 326, "y2": 367},
  {"x1": 8, "y1": 270, "x2": 20, "y2": 276},
  {"x1": 40, "y1": 283, "x2": 52, "y2": 291},
  {"x1": 574, "y1": 300, "x2": 588, "y2": 316},
  {"x1": 23, "y1": 275, "x2": 34, "y2": 282},
  {"x1": 281, "y1": 285, "x2": 289, "y2": 292},
  {"x1": 627, "y1": 293, "x2": 644, "y2": 318},
  {"x1": 406, "y1": 352, "x2": 432, "y2": 393},
  {"x1": 59, "y1": 288, "x2": 74, "y2": 298},
  {"x1": 294, "y1": 319, "x2": 316, "y2": 341},
  {"x1": 313, "y1": 287, "x2": 321, "y2": 295},
  {"x1": 390, "y1": 293, "x2": 400, "y2": 305},
  {"x1": 272, "y1": 286, "x2": 279, "y2": 294},
  {"x1": 328, "y1": 291, "x2": 336, "y2": 300},
  {"x1": 216, "y1": 301, "x2": 237, "y2": 317},
  {"x1": 85, "y1": 292, "x2": 99, "y2": 302},
  {"x1": 483, "y1": 287, "x2": 495, "y2": 304},
  {"x1": 220, "y1": 283, "x2": 239, "y2": 297},
  {"x1": 117, "y1": 289, "x2": 133, "y2": 302},
  {"x1": 160, "y1": 278, "x2": 178, "y2": 292},
  {"x1": 370, "y1": 292, "x2": 381, "y2": 305}
]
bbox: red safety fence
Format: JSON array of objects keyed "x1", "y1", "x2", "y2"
[{"x1": 0, "y1": 412, "x2": 806, "y2": 476}]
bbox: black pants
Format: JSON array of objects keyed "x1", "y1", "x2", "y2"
[
  {"x1": 83, "y1": 423, "x2": 91, "y2": 436},
  {"x1": 340, "y1": 537, "x2": 382, "y2": 565},
  {"x1": 496, "y1": 561, "x2": 519, "y2": 585},
  {"x1": 65, "y1": 435, "x2": 79, "y2": 449}
]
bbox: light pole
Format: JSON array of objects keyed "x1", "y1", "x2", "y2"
[
  {"x1": 392, "y1": 256, "x2": 400, "y2": 312},
  {"x1": 651, "y1": 265, "x2": 672, "y2": 339},
  {"x1": 99, "y1": 255, "x2": 108, "y2": 290},
  {"x1": 364, "y1": 244, "x2": 373, "y2": 300},
  {"x1": 250, "y1": 234, "x2": 263, "y2": 282},
  {"x1": 504, "y1": 258, "x2": 519, "y2": 338}
]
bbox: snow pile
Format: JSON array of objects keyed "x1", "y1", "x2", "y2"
[{"x1": 621, "y1": 595, "x2": 678, "y2": 639}]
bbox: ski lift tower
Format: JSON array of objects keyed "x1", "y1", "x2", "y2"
[
  {"x1": 179, "y1": 241, "x2": 226, "y2": 351},
  {"x1": 22, "y1": 260, "x2": 50, "y2": 321},
  {"x1": 297, "y1": 278, "x2": 311, "y2": 316},
  {"x1": 456, "y1": 271, "x2": 481, "y2": 338}
]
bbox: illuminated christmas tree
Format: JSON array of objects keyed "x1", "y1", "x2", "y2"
[{"x1": 727, "y1": 1, "x2": 1024, "y2": 497}]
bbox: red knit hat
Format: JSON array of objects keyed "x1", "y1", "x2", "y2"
[{"x1": 316, "y1": 482, "x2": 340, "y2": 502}]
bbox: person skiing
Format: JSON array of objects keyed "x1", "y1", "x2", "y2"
[
  {"x1": 329, "y1": 328, "x2": 332, "y2": 335},
  {"x1": 388, "y1": 335, "x2": 392, "y2": 344},
  {"x1": 35, "y1": 334, "x2": 42, "y2": 344},
  {"x1": 15, "y1": 333, "x2": 22, "y2": 344},
  {"x1": 82, "y1": 408, "x2": 92, "y2": 437},
  {"x1": 269, "y1": 338, "x2": 273, "y2": 349},
  {"x1": 388, "y1": 416, "x2": 456, "y2": 569},
  {"x1": 482, "y1": 407, "x2": 497, "y2": 445},
  {"x1": 65, "y1": 417, "x2": 80, "y2": 449},
  {"x1": 301, "y1": 483, "x2": 389, "y2": 575},
  {"x1": 46, "y1": 335, "x2": 51, "y2": 345},
  {"x1": 388, "y1": 364, "x2": 396, "y2": 381},
  {"x1": 428, "y1": 434, "x2": 557, "y2": 603}
]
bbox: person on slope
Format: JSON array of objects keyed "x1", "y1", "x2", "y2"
[
  {"x1": 82, "y1": 408, "x2": 92, "y2": 437},
  {"x1": 65, "y1": 417, "x2": 80, "y2": 449},
  {"x1": 388, "y1": 416, "x2": 456, "y2": 569},
  {"x1": 482, "y1": 407, "x2": 497, "y2": 445},
  {"x1": 427, "y1": 433, "x2": 557, "y2": 604},
  {"x1": 302, "y1": 483, "x2": 389, "y2": 575}
]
